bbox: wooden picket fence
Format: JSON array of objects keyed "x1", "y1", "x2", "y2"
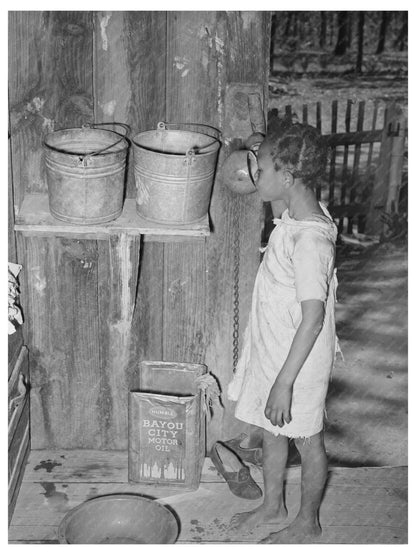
[{"x1": 267, "y1": 99, "x2": 407, "y2": 236}]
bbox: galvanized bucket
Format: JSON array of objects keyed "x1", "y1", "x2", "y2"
[
  {"x1": 132, "y1": 122, "x2": 221, "y2": 225},
  {"x1": 44, "y1": 123, "x2": 129, "y2": 225}
]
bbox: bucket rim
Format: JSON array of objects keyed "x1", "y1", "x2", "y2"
[
  {"x1": 132, "y1": 129, "x2": 221, "y2": 157},
  {"x1": 43, "y1": 126, "x2": 130, "y2": 157}
]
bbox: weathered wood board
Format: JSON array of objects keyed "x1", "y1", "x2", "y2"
[
  {"x1": 97, "y1": 233, "x2": 141, "y2": 449},
  {"x1": 17, "y1": 234, "x2": 102, "y2": 448},
  {"x1": 17, "y1": 232, "x2": 145, "y2": 450},
  {"x1": 9, "y1": 450, "x2": 408, "y2": 544},
  {"x1": 162, "y1": 241, "x2": 207, "y2": 363},
  {"x1": 8, "y1": 346, "x2": 30, "y2": 524},
  {"x1": 19, "y1": 449, "x2": 408, "y2": 488},
  {"x1": 94, "y1": 11, "x2": 167, "y2": 198},
  {"x1": 8, "y1": 11, "x2": 94, "y2": 209}
]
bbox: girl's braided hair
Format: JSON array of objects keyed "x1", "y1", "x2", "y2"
[{"x1": 266, "y1": 115, "x2": 328, "y2": 188}]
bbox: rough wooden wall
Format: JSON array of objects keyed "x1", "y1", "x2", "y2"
[
  {"x1": 8, "y1": 12, "x2": 94, "y2": 209},
  {"x1": 9, "y1": 11, "x2": 270, "y2": 449}
]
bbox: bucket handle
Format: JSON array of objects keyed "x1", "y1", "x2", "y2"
[
  {"x1": 157, "y1": 121, "x2": 222, "y2": 154},
  {"x1": 78, "y1": 122, "x2": 130, "y2": 163},
  {"x1": 86, "y1": 122, "x2": 130, "y2": 135},
  {"x1": 44, "y1": 122, "x2": 130, "y2": 167}
]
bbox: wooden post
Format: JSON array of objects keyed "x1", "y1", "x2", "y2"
[
  {"x1": 367, "y1": 102, "x2": 404, "y2": 235},
  {"x1": 248, "y1": 92, "x2": 267, "y2": 134},
  {"x1": 384, "y1": 110, "x2": 406, "y2": 214}
]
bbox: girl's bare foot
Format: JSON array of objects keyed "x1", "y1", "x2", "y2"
[
  {"x1": 259, "y1": 516, "x2": 322, "y2": 543},
  {"x1": 229, "y1": 503, "x2": 288, "y2": 534}
]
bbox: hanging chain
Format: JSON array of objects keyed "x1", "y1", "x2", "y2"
[{"x1": 232, "y1": 195, "x2": 241, "y2": 374}]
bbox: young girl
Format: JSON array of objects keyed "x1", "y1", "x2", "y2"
[{"x1": 227, "y1": 119, "x2": 339, "y2": 543}]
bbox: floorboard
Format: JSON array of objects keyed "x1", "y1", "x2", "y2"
[{"x1": 9, "y1": 450, "x2": 408, "y2": 544}]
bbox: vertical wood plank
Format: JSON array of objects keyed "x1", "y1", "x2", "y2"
[
  {"x1": 367, "y1": 103, "x2": 397, "y2": 234},
  {"x1": 18, "y1": 234, "x2": 101, "y2": 448},
  {"x1": 366, "y1": 100, "x2": 380, "y2": 174},
  {"x1": 135, "y1": 242, "x2": 164, "y2": 366},
  {"x1": 360, "y1": 100, "x2": 380, "y2": 232},
  {"x1": 339, "y1": 99, "x2": 353, "y2": 233},
  {"x1": 8, "y1": 132, "x2": 25, "y2": 381},
  {"x1": 384, "y1": 106, "x2": 406, "y2": 217},
  {"x1": 8, "y1": 135, "x2": 17, "y2": 262},
  {"x1": 348, "y1": 100, "x2": 365, "y2": 233},
  {"x1": 316, "y1": 101, "x2": 322, "y2": 132},
  {"x1": 97, "y1": 233, "x2": 141, "y2": 449},
  {"x1": 8, "y1": 332, "x2": 24, "y2": 380},
  {"x1": 9, "y1": 11, "x2": 47, "y2": 208},
  {"x1": 328, "y1": 100, "x2": 338, "y2": 206},
  {"x1": 163, "y1": 242, "x2": 207, "y2": 363},
  {"x1": 8, "y1": 346, "x2": 30, "y2": 525},
  {"x1": 166, "y1": 11, "x2": 221, "y2": 123},
  {"x1": 8, "y1": 401, "x2": 30, "y2": 485},
  {"x1": 94, "y1": 11, "x2": 167, "y2": 198},
  {"x1": 302, "y1": 104, "x2": 308, "y2": 124},
  {"x1": 8, "y1": 12, "x2": 94, "y2": 205},
  {"x1": 316, "y1": 101, "x2": 322, "y2": 200},
  {"x1": 9, "y1": 133, "x2": 24, "y2": 375},
  {"x1": 8, "y1": 412, "x2": 30, "y2": 525}
]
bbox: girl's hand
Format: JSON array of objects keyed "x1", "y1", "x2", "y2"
[{"x1": 264, "y1": 380, "x2": 293, "y2": 427}]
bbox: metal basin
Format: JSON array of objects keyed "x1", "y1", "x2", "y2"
[{"x1": 58, "y1": 494, "x2": 179, "y2": 544}]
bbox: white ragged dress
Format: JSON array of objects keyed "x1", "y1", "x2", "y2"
[{"x1": 227, "y1": 205, "x2": 340, "y2": 439}]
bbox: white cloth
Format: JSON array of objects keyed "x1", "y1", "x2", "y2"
[
  {"x1": 8, "y1": 262, "x2": 23, "y2": 335},
  {"x1": 227, "y1": 205, "x2": 339, "y2": 438}
]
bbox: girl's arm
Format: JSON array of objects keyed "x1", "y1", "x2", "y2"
[{"x1": 264, "y1": 299, "x2": 325, "y2": 427}]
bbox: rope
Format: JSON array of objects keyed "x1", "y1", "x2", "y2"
[{"x1": 195, "y1": 374, "x2": 222, "y2": 419}]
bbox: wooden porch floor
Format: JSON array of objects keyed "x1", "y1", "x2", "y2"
[{"x1": 9, "y1": 450, "x2": 407, "y2": 544}]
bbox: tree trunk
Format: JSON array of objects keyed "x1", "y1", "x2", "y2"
[
  {"x1": 329, "y1": 12, "x2": 334, "y2": 45},
  {"x1": 334, "y1": 12, "x2": 349, "y2": 55},
  {"x1": 376, "y1": 11, "x2": 390, "y2": 54},
  {"x1": 284, "y1": 12, "x2": 292, "y2": 37},
  {"x1": 347, "y1": 12, "x2": 353, "y2": 47},
  {"x1": 319, "y1": 11, "x2": 327, "y2": 48},
  {"x1": 293, "y1": 12, "x2": 298, "y2": 40},
  {"x1": 299, "y1": 12, "x2": 305, "y2": 42},
  {"x1": 356, "y1": 12, "x2": 365, "y2": 74},
  {"x1": 394, "y1": 11, "x2": 407, "y2": 51}
]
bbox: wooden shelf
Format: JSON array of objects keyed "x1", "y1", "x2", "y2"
[{"x1": 14, "y1": 194, "x2": 210, "y2": 240}]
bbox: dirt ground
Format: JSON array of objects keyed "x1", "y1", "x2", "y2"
[{"x1": 320, "y1": 241, "x2": 407, "y2": 467}]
